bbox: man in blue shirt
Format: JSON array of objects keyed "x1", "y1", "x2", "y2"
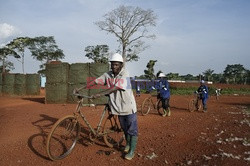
[
  {"x1": 196, "y1": 80, "x2": 209, "y2": 112},
  {"x1": 153, "y1": 73, "x2": 171, "y2": 117}
]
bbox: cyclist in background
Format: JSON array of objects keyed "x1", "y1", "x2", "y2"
[
  {"x1": 135, "y1": 81, "x2": 141, "y2": 97},
  {"x1": 152, "y1": 73, "x2": 171, "y2": 117},
  {"x1": 196, "y1": 80, "x2": 209, "y2": 112}
]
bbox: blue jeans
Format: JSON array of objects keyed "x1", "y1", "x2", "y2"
[
  {"x1": 160, "y1": 98, "x2": 170, "y2": 109},
  {"x1": 202, "y1": 98, "x2": 208, "y2": 110},
  {"x1": 118, "y1": 113, "x2": 138, "y2": 136}
]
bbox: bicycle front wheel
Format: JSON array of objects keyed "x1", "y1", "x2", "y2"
[
  {"x1": 141, "y1": 97, "x2": 152, "y2": 116},
  {"x1": 103, "y1": 115, "x2": 124, "y2": 148},
  {"x1": 188, "y1": 99, "x2": 196, "y2": 112},
  {"x1": 46, "y1": 115, "x2": 80, "y2": 161}
]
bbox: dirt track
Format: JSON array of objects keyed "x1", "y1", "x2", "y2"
[{"x1": 0, "y1": 93, "x2": 250, "y2": 166}]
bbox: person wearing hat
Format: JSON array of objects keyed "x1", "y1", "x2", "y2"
[
  {"x1": 77, "y1": 53, "x2": 138, "y2": 160},
  {"x1": 152, "y1": 73, "x2": 171, "y2": 117},
  {"x1": 196, "y1": 80, "x2": 209, "y2": 112}
]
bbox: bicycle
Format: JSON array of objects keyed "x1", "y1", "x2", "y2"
[
  {"x1": 46, "y1": 92, "x2": 124, "y2": 161},
  {"x1": 188, "y1": 91, "x2": 202, "y2": 112},
  {"x1": 141, "y1": 93, "x2": 168, "y2": 116}
]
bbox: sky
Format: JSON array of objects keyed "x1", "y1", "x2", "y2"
[{"x1": 0, "y1": 0, "x2": 250, "y2": 77}]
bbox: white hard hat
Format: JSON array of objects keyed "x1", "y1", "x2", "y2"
[
  {"x1": 109, "y1": 53, "x2": 123, "y2": 63},
  {"x1": 158, "y1": 73, "x2": 166, "y2": 77}
]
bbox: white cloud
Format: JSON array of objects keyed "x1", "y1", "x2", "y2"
[{"x1": 0, "y1": 23, "x2": 21, "y2": 39}]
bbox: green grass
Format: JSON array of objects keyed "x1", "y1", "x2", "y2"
[
  {"x1": 134, "y1": 87, "x2": 250, "y2": 95},
  {"x1": 155, "y1": 87, "x2": 250, "y2": 95}
]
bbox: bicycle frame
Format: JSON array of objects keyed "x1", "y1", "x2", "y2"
[
  {"x1": 188, "y1": 92, "x2": 202, "y2": 112},
  {"x1": 141, "y1": 93, "x2": 164, "y2": 116},
  {"x1": 74, "y1": 97, "x2": 108, "y2": 138}
]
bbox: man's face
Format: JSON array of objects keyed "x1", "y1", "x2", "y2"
[{"x1": 111, "y1": 61, "x2": 123, "y2": 75}]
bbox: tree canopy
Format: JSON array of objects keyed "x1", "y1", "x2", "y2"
[
  {"x1": 1, "y1": 36, "x2": 64, "y2": 74},
  {"x1": 7, "y1": 37, "x2": 31, "y2": 73},
  {"x1": 144, "y1": 60, "x2": 157, "y2": 79},
  {"x1": 84, "y1": 45, "x2": 109, "y2": 63},
  {"x1": 223, "y1": 64, "x2": 247, "y2": 84},
  {"x1": 95, "y1": 5, "x2": 157, "y2": 62},
  {"x1": 29, "y1": 36, "x2": 65, "y2": 71}
]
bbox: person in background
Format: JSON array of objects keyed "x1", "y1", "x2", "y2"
[
  {"x1": 215, "y1": 88, "x2": 222, "y2": 100},
  {"x1": 152, "y1": 73, "x2": 171, "y2": 117},
  {"x1": 196, "y1": 80, "x2": 209, "y2": 112},
  {"x1": 135, "y1": 81, "x2": 141, "y2": 97}
]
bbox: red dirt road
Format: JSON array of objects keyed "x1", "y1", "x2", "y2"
[{"x1": 0, "y1": 93, "x2": 249, "y2": 166}]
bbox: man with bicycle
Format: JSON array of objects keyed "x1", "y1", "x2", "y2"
[
  {"x1": 196, "y1": 80, "x2": 209, "y2": 112},
  {"x1": 152, "y1": 73, "x2": 171, "y2": 117},
  {"x1": 83, "y1": 53, "x2": 138, "y2": 160}
]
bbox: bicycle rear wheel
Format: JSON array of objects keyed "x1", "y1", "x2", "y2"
[
  {"x1": 156, "y1": 100, "x2": 164, "y2": 116},
  {"x1": 46, "y1": 115, "x2": 80, "y2": 160},
  {"x1": 188, "y1": 99, "x2": 202, "y2": 112},
  {"x1": 103, "y1": 115, "x2": 124, "y2": 148},
  {"x1": 141, "y1": 97, "x2": 152, "y2": 116}
]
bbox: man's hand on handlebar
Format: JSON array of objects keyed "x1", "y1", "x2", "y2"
[
  {"x1": 90, "y1": 93, "x2": 101, "y2": 99},
  {"x1": 73, "y1": 88, "x2": 80, "y2": 94}
]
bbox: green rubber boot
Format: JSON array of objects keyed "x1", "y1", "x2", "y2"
[
  {"x1": 125, "y1": 136, "x2": 137, "y2": 160},
  {"x1": 167, "y1": 108, "x2": 171, "y2": 116},
  {"x1": 162, "y1": 109, "x2": 167, "y2": 117},
  {"x1": 124, "y1": 134, "x2": 130, "y2": 153},
  {"x1": 203, "y1": 105, "x2": 207, "y2": 113}
]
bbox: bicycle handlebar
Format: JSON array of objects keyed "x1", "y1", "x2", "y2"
[
  {"x1": 72, "y1": 88, "x2": 93, "y2": 99},
  {"x1": 73, "y1": 92, "x2": 93, "y2": 99}
]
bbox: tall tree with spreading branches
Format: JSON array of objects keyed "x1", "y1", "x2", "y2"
[
  {"x1": 29, "y1": 36, "x2": 65, "y2": 74},
  {"x1": 95, "y1": 5, "x2": 157, "y2": 62}
]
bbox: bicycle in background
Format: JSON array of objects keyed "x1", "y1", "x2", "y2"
[
  {"x1": 141, "y1": 91, "x2": 166, "y2": 116},
  {"x1": 188, "y1": 91, "x2": 202, "y2": 112},
  {"x1": 46, "y1": 92, "x2": 124, "y2": 161}
]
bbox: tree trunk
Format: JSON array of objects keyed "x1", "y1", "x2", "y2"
[
  {"x1": 2, "y1": 59, "x2": 5, "y2": 73},
  {"x1": 22, "y1": 52, "x2": 24, "y2": 74}
]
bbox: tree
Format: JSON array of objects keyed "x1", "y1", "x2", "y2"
[
  {"x1": 95, "y1": 5, "x2": 157, "y2": 62},
  {"x1": 211, "y1": 73, "x2": 224, "y2": 83},
  {"x1": 245, "y1": 69, "x2": 250, "y2": 84},
  {"x1": 0, "y1": 47, "x2": 19, "y2": 73},
  {"x1": 182, "y1": 74, "x2": 195, "y2": 81},
  {"x1": 7, "y1": 37, "x2": 31, "y2": 73},
  {"x1": 203, "y1": 69, "x2": 214, "y2": 81},
  {"x1": 166, "y1": 73, "x2": 180, "y2": 80},
  {"x1": 84, "y1": 45, "x2": 109, "y2": 63},
  {"x1": 223, "y1": 64, "x2": 246, "y2": 84},
  {"x1": 29, "y1": 36, "x2": 65, "y2": 74},
  {"x1": 144, "y1": 60, "x2": 157, "y2": 79}
]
